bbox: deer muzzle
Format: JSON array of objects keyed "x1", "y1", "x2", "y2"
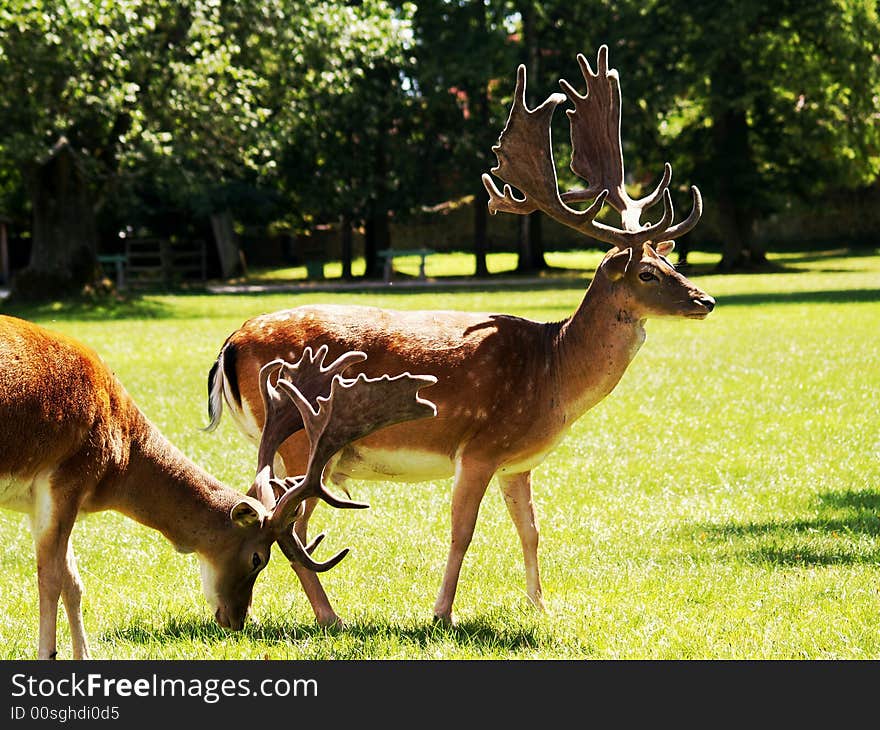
[
  {"x1": 687, "y1": 293, "x2": 716, "y2": 318},
  {"x1": 214, "y1": 606, "x2": 246, "y2": 632}
]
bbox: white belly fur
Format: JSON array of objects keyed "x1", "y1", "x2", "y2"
[
  {"x1": 228, "y1": 386, "x2": 567, "y2": 481},
  {"x1": 0, "y1": 474, "x2": 37, "y2": 513},
  {"x1": 496, "y1": 429, "x2": 569, "y2": 475},
  {"x1": 226, "y1": 390, "x2": 263, "y2": 444},
  {"x1": 334, "y1": 447, "x2": 454, "y2": 482},
  {"x1": 335, "y1": 441, "x2": 561, "y2": 481}
]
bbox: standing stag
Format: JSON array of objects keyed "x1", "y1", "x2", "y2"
[
  {"x1": 0, "y1": 315, "x2": 435, "y2": 658},
  {"x1": 206, "y1": 46, "x2": 715, "y2": 625}
]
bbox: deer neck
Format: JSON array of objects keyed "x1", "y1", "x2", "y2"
[
  {"x1": 102, "y1": 410, "x2": 238, "y2": 555},
  {"x1": 555, "y1": 273, "x2": 646, "y2": 418}
]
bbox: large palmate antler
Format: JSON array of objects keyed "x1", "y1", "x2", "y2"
[
  {"x1": 250, "y1": 345, "x2": 368, "y2": 508},
  {"x1": 481, "y1": 45, "x2": 702, "y2": 247},
  {"x1": 252, "y1": 345, "x2": 437, "y2": 572}
]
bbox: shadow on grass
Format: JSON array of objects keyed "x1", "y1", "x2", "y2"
[
  {"x1": 6, "y1": 281, "x2": 877, "y2": 324},
  {"x1": 715, "y1": 288, "x2": 880, "y2": 308},
  {"x1": 773, "y1": 247, "x2": 879, "y2": 266},
  {"x1": 103, "y1": 613, "x2": 547, "y2": 653},
  {"x1": 1, "y1": 293, "x2": 176, "y2": 321},
  {"x1": 691, "y1": 489, "x2": 880, "y2": 566}
]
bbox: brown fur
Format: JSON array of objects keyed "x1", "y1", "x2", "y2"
[{"x1": 0, "y1": 315, "x2": 281, "y2": 659}]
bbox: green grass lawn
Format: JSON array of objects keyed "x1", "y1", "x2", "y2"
[
  {"x1": 1, "y1": 246, "x2": 879, "y2": 659},
  {"x1": 236, "y1": 248, "x2": 610, "y2": 282}
]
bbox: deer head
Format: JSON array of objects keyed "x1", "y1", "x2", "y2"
[
  {"x1": 599, "y1": 240, "x2": 715, "y2": 319},
  {"x1": 482, "y1": 45, "x2": 702, "y2": 248}
]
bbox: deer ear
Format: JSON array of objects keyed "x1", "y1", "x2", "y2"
[
  {"x1": 230, "y1": 500, "x2": 262, "y2": 528},
  {"x1": 655, "y1": 240, "x2": 675, "y2": 257},
  {"x1": 604, "y1": 248, "x2": 633, "y2": 281}
]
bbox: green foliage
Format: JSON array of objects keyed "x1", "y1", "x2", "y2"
[
  {"x1": 493, "y1": 1, "x2": 880, "y2": 262},
  {"x1": 0, "y1": 1, "x2": 879, "y2": 266},
  {"x1": 0, "y1": 0, "x2": 266, "y2": 207},
  {"x1": 623, "y1": 0, "x2": 880, "y2": 255},
  {"x1": 222, "y1": 0, "x2": 422, "y2": 231},
  {"x1": 661, "y1": 0, "x2": 880, "y2": 199},
  {"x1": 407, "y1": 0, "x2": 517, "y2": 200}
]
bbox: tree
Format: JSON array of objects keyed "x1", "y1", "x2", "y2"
[
  {"x1": 223, "y1": 0, "x2": 424, "y2": 279},
  {"x1": 408, "y1": 0, "x2": 516, "y2": 276},
  {"x1": 0, "y1": 0, "x2": 265, "y2": 298},
  {"x1": 24, "y1": 138, "x2": 97, "y2": 294},
  {"x1": 624, "y1": 0, "x2": 880, "y2": 269},
  {"x1": 483, "y1": 0, "x2": 880, "y2": 270}
]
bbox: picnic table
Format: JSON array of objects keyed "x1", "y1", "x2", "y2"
[{"x1": 377, "y1": 248, "x2": 435, "y2": 283}]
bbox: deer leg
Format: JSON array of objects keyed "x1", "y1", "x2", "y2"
[
  {"x1": 29, "y1": 488, "x2": 77, "y2": 660},
  {"x1": 61, "y1": 541, "x2": 91, "y2": 659},
  {"x1": 288, "y1": 496, "x2": 343, "y2": 627},
  {"x1": 433, "y1": 457, "x2": 495, "y2": 624},
  {"x1": 498, "y1": 470, "x2": 545, "y2": 611},
  {"x1": 277, "y1": 441, "x2": 344, "y2": 627}
]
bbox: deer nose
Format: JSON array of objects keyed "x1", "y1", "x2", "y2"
[
  {"x1": 696, "y1": 295, "x2": 715, "y2": 312},
  {"x1": 215, "y1": 606, "x2": 246, "y2": 631},
  {"x1": 214, "y1": 607, "x2": 230, "y2": 629}
]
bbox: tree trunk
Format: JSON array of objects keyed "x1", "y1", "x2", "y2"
[
  {"x1": 13, "y1": 138, "x2": 98, "y2": 300},
  {"x1": 516, "y1": 215, "x2": 531, "y2": 273},
  {"x1": 528, "y1": 210, "x2": 546, "y2": 270},
  {"x1": 210, "y1": 210, "x2": 244, "y2": 278},
  {"x1": 362, "y1": 87, "x2": 392, "y2": 281},
  {"x1": 471, "y1": 9, "x2": 490, "y2": 279},
  {"x1": 515, "y1": 211, "x2": 547, "y2": 273},
  {"x1": 717, "y1": 190, "x2": 753, "y2": 271},
  {"x1": 473, "y1": 183, "x2": 489, "y2": 277},
  {"x1": 363, "y1": 204, "x2": 390, "y2": 279},
  {"x1": 711, "y1": 57, "x2": 765, "y2": 271},
  {"x1": 340, "y1": 213, "x2": 353, "y2": 281},
  {"x1": 514, "y1": 1, "x2": 548, "y2": 273}
]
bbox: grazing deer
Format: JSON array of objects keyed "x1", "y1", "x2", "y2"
[
  {"x1": 206, "y1": 46, "x2": 715, "y2": 625},
  {"x1": 0, "y1": 315, "x2": 435, "y2": 658}
]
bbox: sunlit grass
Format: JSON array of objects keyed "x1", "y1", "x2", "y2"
[
  {"x1": 239, "y1": 248, "x2": 612, "y2": 282},
  {"x1": 1, "y1": 246, "x2": 879, "y2": 659}
]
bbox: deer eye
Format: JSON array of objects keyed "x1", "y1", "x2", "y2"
[
  {"x1": 252, "y1": 553, "x2": 262, "y2": 570},
  {"x1": 639, "y1": 270, "x2": 658, "y2": 282}
]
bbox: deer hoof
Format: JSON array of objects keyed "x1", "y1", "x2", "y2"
[
  {"x1": 432, "y1": 613, "x2": 456, "y2": 627},
  {"x1": 316, "y1": 614, "x2": 345, "y2": 630}
]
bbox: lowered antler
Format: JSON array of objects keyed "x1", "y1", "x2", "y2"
[
  {"x1": 250, "y1": 345, "x2": 368, "y2": 508},
  {"x1": 482, "y1": 45, "x2": 701, "y2": 247},
  {"x1": 251, "y1": 345, "x2": 437, "y2": 572}
]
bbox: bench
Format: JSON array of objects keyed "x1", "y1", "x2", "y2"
[
  {"x1": 97, "y1": 254, "x2": 127, "y2": 290},
  {"x1": 377, "y1": 248, "x2": 435, "y2": 283}
]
